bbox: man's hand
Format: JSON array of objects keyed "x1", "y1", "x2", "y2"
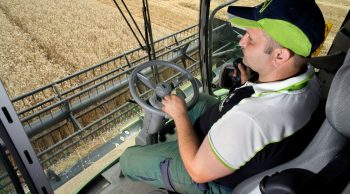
[
  {"x1": 232, "y1": 63, "x2": 251, "y2": 85},
  {"x1": 229, "y1": 58, "x2": 251, "y2": 88},
  {"x1": 161, "y1": 95, "x2": 233, "y2": 183},
  {"x1": 238, "y1": 63, "x2": 250, "y2": 84},
  {"x1": 161, "y1": 95, "x2": 187, "y2": 119}
]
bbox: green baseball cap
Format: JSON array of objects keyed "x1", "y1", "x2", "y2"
[{"x1": 228, "y1": 0, "x2": 325, "y2": 57}]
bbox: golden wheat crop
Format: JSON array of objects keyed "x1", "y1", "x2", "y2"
[
  {"x1": 0, "y1": 10, "x2": 68, "y2": 97},
  {"x1": 0, "y1": 0, "x2": 199, "y2": 98}
]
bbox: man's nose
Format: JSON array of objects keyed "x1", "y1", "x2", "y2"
[{"x1": 239, "y1": 33, "x2": 248, "y2": 48}]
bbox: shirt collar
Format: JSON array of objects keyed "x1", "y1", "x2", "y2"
[{"x1": 249, "y1": 65, "x2": 315, "y2": 97}]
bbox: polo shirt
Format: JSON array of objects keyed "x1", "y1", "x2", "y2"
[{"x1": 205, "y1": 65, "x2": 320, "y2": 188}]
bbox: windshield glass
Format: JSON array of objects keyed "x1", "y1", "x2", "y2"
[{"x1": 208, "y1": 0, "x2": 244, "y2": 89}]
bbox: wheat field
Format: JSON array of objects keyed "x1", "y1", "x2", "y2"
[
  {"x1": 0, "y1": 0, "x2": 199, "y2": 98},
  {"x1": 0, "y1": 0, "x2": 349, "y2": 98}
]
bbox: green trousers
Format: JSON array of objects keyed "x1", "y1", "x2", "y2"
[
  {"x1": 120, "y1": 141, "x2": 232, "y2": 194},
  {"x1": 120, "y1": 95, "x2": 232, "y2": 194}
]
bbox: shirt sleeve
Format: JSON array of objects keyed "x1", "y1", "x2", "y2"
[{"x1": 208, "y1": 109, "x2": 266, "y2": 170}]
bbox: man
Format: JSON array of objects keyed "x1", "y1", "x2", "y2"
[{"x1": 120, "y1": 0, "x2": 326, "y2": 193}]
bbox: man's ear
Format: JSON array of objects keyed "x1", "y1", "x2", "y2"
[{"x1": 272, "y1": 48, "x2": 293, "y2": 67}]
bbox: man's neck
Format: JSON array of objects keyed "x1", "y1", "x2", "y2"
[{"x1": 257, "y1": 65, "x2": 306, "y2": 83}]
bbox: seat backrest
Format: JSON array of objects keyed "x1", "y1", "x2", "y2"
[{"x1": 232, "y1": 48, "x2": 350, "y2": 194}]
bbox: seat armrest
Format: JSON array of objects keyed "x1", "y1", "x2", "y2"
[{"x1": 259, "y1": 168, "x2": 315, "y2": 194}]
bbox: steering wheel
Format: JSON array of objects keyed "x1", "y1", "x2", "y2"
[{"x1": 129, "y1": 60, "x2": 200, "y2": 118}]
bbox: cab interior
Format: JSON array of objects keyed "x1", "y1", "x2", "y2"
[{"x1": 0, "y1": 1, "x2": 349, "y2": 194}]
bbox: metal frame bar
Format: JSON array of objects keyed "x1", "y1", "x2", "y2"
[{"x1": 0, "y1": 82, "x2": 53, "y2": 194}]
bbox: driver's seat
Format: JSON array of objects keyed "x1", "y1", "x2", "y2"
[{"x1": 232, "y1": 48, "x2": 350, "y2": 194}]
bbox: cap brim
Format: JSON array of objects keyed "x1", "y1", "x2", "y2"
[
  {"x1": 227, "y1": 6, "x2": 256, "y2": 19},
  {"x1": 227, "y1": 5, "x2": 261, "y2": 30},
  {"x1": 229, "y1": 17, "x2": 262, "y2": 30}
]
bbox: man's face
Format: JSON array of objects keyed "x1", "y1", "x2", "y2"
[{"x1": 239, "y1": 28, "x2": 274, "y2": 73}]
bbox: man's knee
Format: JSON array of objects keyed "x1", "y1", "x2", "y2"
[
  {"x1": 120, "y1": 146, "x2": 169, "y2": 188},
  {"x1": 120, "y1": 146, "x2": 140, "y2": 175},
  {"x1": 119, "y1": 144, "x2": 171, "y2": 176}
]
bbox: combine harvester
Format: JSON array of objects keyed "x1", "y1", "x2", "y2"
[{"x1": 0, "y1": 0, "x2": 349, "y2": 193}]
